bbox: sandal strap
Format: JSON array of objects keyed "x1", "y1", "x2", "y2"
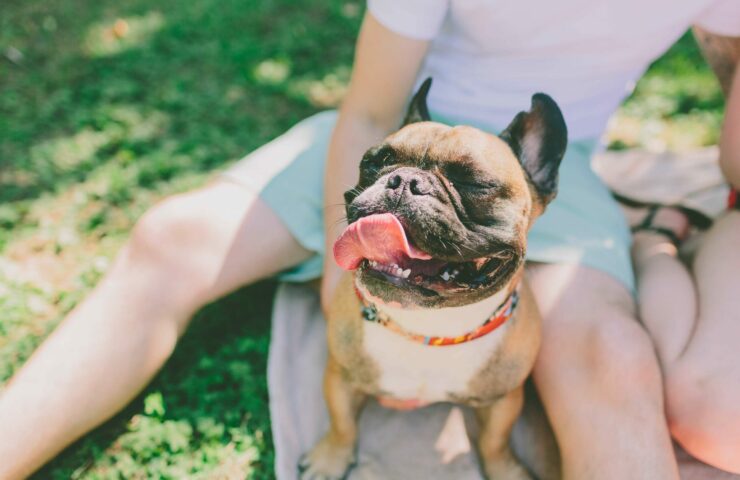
[
  {"x1": 613, "y1": 192, "x2": 713, "y2": 230},
  {"x1": 631, "y1": 224, "x2": 681, "y2": 246},
  {"x1": 634, "y1": 205, "x2": 659, "y2": 231},
  {"x1": 628, "y1": 204, "x2": 682, "y2": 246}
]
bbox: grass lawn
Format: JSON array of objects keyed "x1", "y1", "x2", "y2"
[{"x1": 0, "y1": 0, "x2": 725, "y2": 478}]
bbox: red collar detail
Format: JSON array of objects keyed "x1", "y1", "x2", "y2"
[{"x1": 354, "y1": 285, "x2": 519, "y2": 347}]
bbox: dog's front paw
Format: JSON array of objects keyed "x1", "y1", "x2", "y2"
[
  {"x1": 482, "y1": 455, "x2": 533, "y2": 480},
  {"x1": 298, "y1": 436, "x2": 356, "y2": 480}
]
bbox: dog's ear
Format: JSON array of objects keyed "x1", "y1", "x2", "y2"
[
  {"x1": 500, "y1": 93, "x2": 568, "y2": 203},
  {"x1": 402, "y1": 77, "x2": 433, "y2": 126}
]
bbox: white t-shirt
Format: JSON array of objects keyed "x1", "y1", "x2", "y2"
[{"x1": 368, "y1": 0, "x2": 740, "y2": 140}]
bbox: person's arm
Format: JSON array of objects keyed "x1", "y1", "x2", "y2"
[
  {"x1": 321, "y1": 13, "x2": 429, "y2": 307},
  {"x1": 692, "y1": 27, "x2": 740, "y2": 188}
]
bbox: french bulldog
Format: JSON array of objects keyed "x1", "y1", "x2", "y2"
[{"x1": 299, "y1": 78, "x2": 567, "y2": 480}]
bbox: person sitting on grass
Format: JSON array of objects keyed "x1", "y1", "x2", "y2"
[{"x1": 1, "y1": 0, "x2": 739, "y2": 478}]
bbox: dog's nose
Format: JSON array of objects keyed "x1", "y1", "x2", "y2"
[{"x1": 386, "y1": 168, "x2": 433, "y2": 196}]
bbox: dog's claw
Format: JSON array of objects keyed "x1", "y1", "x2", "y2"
[
  {"x1": 482, "y1": 454, "x2": 533, "y2": 480},
  {"x1": 298, "y1": 453, "x2": 311, "y2": 470},
  {"x1": 298, "y1": 438, "x2": 356, "y2": 480}
]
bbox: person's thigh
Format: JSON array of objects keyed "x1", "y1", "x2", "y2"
[
  {"x1": 526, "y1": 262, "x2": 679, "y2": 479},
  {"x1": 664, "y1": 211, "x2": 740, "y2": 473}
]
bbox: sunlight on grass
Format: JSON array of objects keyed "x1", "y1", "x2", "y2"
[
  {"x1": 84, "y1": 12, "x2": 165, "y2": 57},
  {"x1": 605, "y1": 32, "x2": 724, "y2": 152},
  {"x1": 0, "y1": 275, "x2": 57, "y2": 382},
  {"x1": 287, "y1": 65, "x2": 351, "y2": 108},
  {"x1": 253, "y1": 60, "x2": 351, "y2": 107},
  {"x1": 16, "y1": 104, "x2": 171, "y2": 197},
  {"x1": 67, "y1": 391, "x2": 263, "y2": 479},
  {"x1": 253, "y1": 59, "x2": 292, "y2": 86},
  {"x1": 31, "y1": 128, "x2": 110, "y2": 172},
  {"x1": 607, "y1": 109, "x2": 722, "y2": 152}
]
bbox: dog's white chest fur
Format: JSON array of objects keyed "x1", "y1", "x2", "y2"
[{"x1": 361, "y1": 289, "x2": 511, "y2": 403}]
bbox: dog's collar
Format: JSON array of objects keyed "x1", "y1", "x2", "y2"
[{"x1": 354, "y1": 284, "x2": 520, "y2": 347}]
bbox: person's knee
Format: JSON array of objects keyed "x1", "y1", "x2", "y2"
[
  {"x1": 666, "y1": 363, "x2": 740, "y2": 472},
  {"x1": 125, "y1": 192, "x2": 217, "y2": 298},
  {"x1": 538, "y1": 302, "x2": 663, "y2": 403}
]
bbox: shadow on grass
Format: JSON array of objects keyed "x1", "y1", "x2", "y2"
[{"x1": 31, "y1": 281, "x2": 278, "y2": 479}]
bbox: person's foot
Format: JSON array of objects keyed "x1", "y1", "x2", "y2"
[{"x1": 620, "y1": 204, "x2": 690, "y2": 264}]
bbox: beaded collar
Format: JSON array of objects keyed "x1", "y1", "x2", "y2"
[{"x1": 355, "y1": 284, "x2": 519, "y2": 347}]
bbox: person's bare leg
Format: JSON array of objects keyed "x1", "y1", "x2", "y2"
[
  {"x1": 527, "y1": 263, "x2": 679, "y2": 480},
  {"x1": 665, "y1": 211, "x2": 740, "y2": 473},
  {"x1": 622, "y1": 206, "x2": 696, "y2": 367},
  {"x1": 0, "y1": 180, "x2": 312, "y2": 480}
]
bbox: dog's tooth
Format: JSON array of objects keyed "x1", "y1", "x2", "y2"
[
  {"x1": 402, "y1": 269, "x2": 411, "y2": 278},
  {"x1": 441, "y1": 271, "x2": 451, "y2": 281}
]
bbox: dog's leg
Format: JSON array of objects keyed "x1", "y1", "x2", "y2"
[
  {"x1": 299, "y1": 358, "x2": 366, "y2": 480},
  {"x1": 511, "y1": 380, "x2": 561, "y2": 480},
  {"x1": 475, "y1": 386, "x2": 533, "y2": 480}
]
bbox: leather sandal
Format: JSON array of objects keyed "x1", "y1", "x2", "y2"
[{"x1": 613, "y1": 192, "x2": 713, "y2": 246}]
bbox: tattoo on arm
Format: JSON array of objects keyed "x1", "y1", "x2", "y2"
[{"x1": 692, "y1": 27, "x2": 740, "y2": 96}]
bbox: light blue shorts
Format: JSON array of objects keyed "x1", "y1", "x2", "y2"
[{"x1": 223, "y1": 111, "x2": 634, "y2": 291}]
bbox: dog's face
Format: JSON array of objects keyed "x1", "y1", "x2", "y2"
[{"x1": 334, "y1": 79, "x2": 568, "y2": 308}]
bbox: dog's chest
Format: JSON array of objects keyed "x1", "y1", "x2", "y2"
[{"x1": 361, "y1": 291, "x2": 510, "y2": 403}]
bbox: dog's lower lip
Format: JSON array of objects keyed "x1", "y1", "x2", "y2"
[{"x1": 364, "y1": 267, "x2": 440, "y2": 296}]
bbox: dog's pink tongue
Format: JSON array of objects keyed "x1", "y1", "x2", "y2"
[{"x1": 333, "y1": 213, "x2": 432, "y2": 270}]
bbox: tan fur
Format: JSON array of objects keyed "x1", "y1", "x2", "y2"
[
  {"x1": 457, "y1": 280, "x2": 541, "y2": 406},
  {"x1": 476, "y1": 387, "x2": 530, "y2": 480},
  {"x1": 324, "y1": 274, "x2": 380, "y2": 391},
  {"x1": 301, "y1": 124, "x2": 553, "y2": 480}
]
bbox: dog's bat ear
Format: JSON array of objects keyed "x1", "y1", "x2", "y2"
[
  {"x1": 500, "y1": 93, "x2": 568, "y2": 203},
  {"x1": 402, "y1": 77, "x2": 433, "y2": 126}
]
